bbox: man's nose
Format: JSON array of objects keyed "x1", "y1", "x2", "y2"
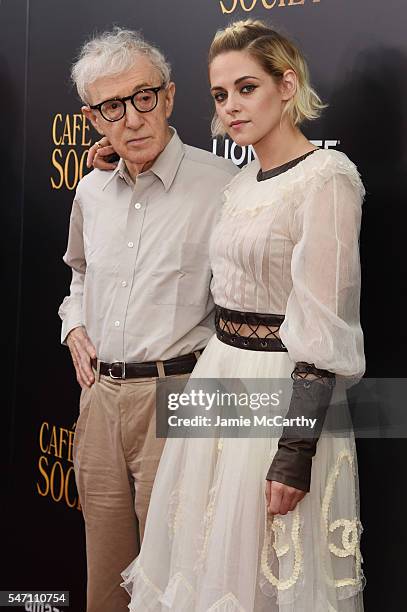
[{"x1": 124, "y1": 100, "x2": 145, "y2": 129}]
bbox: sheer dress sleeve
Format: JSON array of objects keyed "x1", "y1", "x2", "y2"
[
  {"x1": 267, "y1": 164, "x2": 365, "y2": 492},
  {"x1": 279, "y1": 169, "x2": 365, "y2": 379}
]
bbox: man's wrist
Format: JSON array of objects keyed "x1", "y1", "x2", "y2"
[{"x1": 61, "y1": 320, "x2": 84, "y2": 345}]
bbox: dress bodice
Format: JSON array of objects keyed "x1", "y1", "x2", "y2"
[{"x1": 209, "y1": 149, "x2": 366, "y2": 379}]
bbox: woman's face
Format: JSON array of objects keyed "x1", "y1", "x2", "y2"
[{"x1": 209, "y1": 50, "x2": 289, "y2": 147}]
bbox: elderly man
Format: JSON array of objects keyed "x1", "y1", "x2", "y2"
[{"x1": 58, "y1": 27, "x2": 237, "y2": 612}]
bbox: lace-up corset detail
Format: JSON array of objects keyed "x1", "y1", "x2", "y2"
[{"x1": 215, "y1": 305, "x2": 287, "y2": 352}]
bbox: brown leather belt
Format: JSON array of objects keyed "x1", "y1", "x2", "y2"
[{"x1": 93, "y1": 351, "x2": 202, "y2": 380}]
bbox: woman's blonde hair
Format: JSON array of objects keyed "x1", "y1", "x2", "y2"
[{"x1": 208, "y1": 19, "x2": 325, "y2": 137}]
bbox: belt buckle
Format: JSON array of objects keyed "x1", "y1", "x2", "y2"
[{"x1": 108, "y1": 361, "x2": 126, "y2": 379}]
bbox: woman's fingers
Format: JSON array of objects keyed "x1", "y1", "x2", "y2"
[
  {"x1": 86, "y1": 139, "x2": 115, "y2": 168},
  {"x1": 87, "y1": 141, "x2": 101, "y2": 167},
  {"x1": 280, "y1": 489, "x2": 296, "y2": 515},
  {"x1": 288, "y1": 490, "x2": 306, "y2": 512},
  {"x1": 93, "y1": 146, "x2": 118, "y2": 170},
  {"x1": 265, "y1": 480, "x2": 271, "y2": 507},
  {"x1": 267, "y1": 481, "x2": 283, "y2": 515},
  {"x1": 266, "y1": 480, "x2": 307, "y2": 515}
]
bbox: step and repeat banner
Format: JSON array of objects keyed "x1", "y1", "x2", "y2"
[{"x1": 2, "y1": 0, "x2": 407, "y2": 610}]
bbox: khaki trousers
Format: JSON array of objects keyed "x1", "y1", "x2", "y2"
[{"x1": 73, "y1": 371, "x2": 187, "y2": 612}]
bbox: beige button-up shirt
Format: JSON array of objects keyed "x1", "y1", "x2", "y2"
[{"x1": 58, "y1": 129, "x2": 237, "y2": 362}]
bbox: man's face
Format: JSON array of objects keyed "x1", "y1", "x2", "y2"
[{"x1": 83, "y1": 55, "x2": 175, "y2": 169}]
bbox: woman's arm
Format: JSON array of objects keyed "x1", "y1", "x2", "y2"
[{"x1": 266, "y1": 163, "x2": 365, "y2": 515}]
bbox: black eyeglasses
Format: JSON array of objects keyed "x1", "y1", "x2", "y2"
[{"x1": 89, "y1": 84, "x2": 165, "y2": 122}]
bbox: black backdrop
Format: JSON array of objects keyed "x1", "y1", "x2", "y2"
[{"x1": 1, "y1": 0, "x2": 407, "y2": 610}]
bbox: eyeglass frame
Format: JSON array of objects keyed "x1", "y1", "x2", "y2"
[{"x1": 89, "y1": 84, "x2": 166, "y2": 122}]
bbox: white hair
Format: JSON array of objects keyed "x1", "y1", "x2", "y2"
[{"x1": 71, "y1": 27, "x2": 171, "y2": 103}]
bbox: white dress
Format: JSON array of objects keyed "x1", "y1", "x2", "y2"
[{"x1": 121, "y1": 149, "x2": 366, "y2": 611}]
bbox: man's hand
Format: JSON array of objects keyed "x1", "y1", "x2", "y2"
[
  {"x1": 265, "y1": 480, "x2": 306, "y2": 516},
  {"x1": 87, "y1": 136, "x2": 118, "y2": 170},
  {"x1": 66, "y1": 326, "x2": 97, "y2": 388}
]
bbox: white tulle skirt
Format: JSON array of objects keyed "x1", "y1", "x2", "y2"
[{"x1": 121, "y1": 335, "x2": 365, "y2": 611}]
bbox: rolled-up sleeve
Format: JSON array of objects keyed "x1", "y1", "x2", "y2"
[{"x1": 58, "y1": 196, "x2": 86, "y2": 344}]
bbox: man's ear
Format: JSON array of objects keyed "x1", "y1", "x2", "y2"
[
  {"x1": 81, "y1": 106, "x2": 105, "y2": 136},
  {"x1": 280, "y1": 70, "x2": 297, "y2": 102},
  {"x1": 164, "y1": 82, "x2": 176, "y2": 119}
]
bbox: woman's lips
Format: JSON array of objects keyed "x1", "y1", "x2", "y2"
[{"x1": 230, "y1": 121, "x2": 250, "y2": 129}]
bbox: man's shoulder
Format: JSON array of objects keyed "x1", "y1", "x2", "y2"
[
  {"x1": 182, "y1": 144, "x2": 238, "y2": 179},
  {"x1": 75, "y1": 168, "x2": 113, "y2": 195}
]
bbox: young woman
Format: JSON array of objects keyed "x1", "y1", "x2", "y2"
[{"x1": 96, "y1": 19, "x2": 366, "y2": 611}]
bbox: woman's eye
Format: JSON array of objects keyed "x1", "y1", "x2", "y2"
[
  {"x1": 214, "y1": 92, "x2": 227, "y2": 103},
  {"x1": 241, "y1": 84, "x2": 257, "y2": 94}
]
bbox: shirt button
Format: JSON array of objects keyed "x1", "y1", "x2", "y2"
[
  {"x1": 114, "y1": 320, "x2": 120, "y2": 327},
  {"x1": 134, "y1": 202, "x2": 142, "y2": 210},
  {"x1": 127, "y1": 241, "x2": 134, "y2": 248},
  {"x1": 121, "y1": 281, "x2": 128, "y2": 287}
]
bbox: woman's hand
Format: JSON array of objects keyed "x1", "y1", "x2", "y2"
[
  {"x1": 87, "y1": 136, "x2": 118, "y2": 170},
  {"x1": 265, "y1": 480, "x2": 306, "y2": 516}
]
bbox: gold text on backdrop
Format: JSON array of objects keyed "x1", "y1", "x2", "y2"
[
  {"x1": 219, "y1": 0, "x2": 321, "y2": 15},
  {"x1": 50, "y1": 113, "x2": 92, "y2": 191},
  {"x1": 36, "y1": 421, "x2": 81, "y2": 511}
]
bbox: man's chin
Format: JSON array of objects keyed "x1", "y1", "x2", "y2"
[{"x1": 122, "y1": 144, "x2": 158, "y2": 167}]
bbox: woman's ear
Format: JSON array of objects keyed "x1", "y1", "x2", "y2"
[{"x1": 280, "y1": 69, "x2": 297, "y2": 102}]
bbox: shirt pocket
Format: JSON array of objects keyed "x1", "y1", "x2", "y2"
[{"x1": 149, "y1": 241, "x2": 211, "y2": 306}]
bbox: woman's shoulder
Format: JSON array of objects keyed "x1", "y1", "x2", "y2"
[
  {"x1": 224, "y1": 158, "x2": 259, "y2": 190},
  {"x1": 220, "y1": 149, "x2": 365, "y2": 218},
  {"x1": 303, "y1": 149, "x2": 365, "y2": 195},
  {"x1": 220, "y1": 159, "x2": 261, "y2": 212}
]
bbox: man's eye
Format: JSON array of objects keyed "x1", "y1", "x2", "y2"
[
  {"x1": 103, "y1": 101, "x2": 120, "y2": 111},
  {"x1": 214, "y1": 92, "x2": 227, "y2": 103},
  {"x1": 139, "y1": 92, "x2": 154, "y2": 103},
  {"x1": 241, "y1": 85, "x2": 257, "y2": 94}
]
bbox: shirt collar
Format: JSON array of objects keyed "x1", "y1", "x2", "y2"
[
  {"x1": 101, "y1": 127, "x2": 184, "y2": 192},
  {"x1": 150, "y1": 127, "x2": 184, "y2": 191},
  {"x1": 101, "y1": 159, "x2": 129, "y2": 190}
]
